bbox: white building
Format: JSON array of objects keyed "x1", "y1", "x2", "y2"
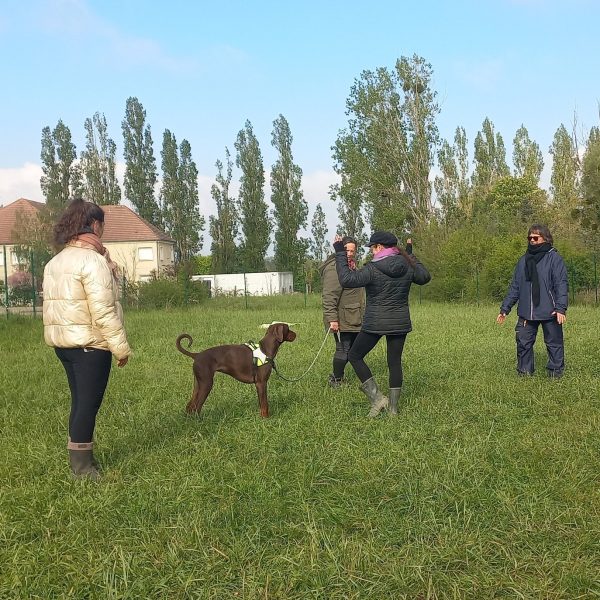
[{"x1": 192, "y1": 272, "x2": 294, "y2": 297}]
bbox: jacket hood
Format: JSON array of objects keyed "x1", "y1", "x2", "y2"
[{"x1": 371, "y1": 254, "x2": 408, "y2": 278}]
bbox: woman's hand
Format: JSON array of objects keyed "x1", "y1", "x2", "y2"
[
  {"x1": 117, "y1": 356, "x2": 129, "y2": 367},
  {"x1": 333, "y1": 234, "x2": 344, "y2": 252},
  {"x1": 496, "y1": 313, "x2": 506, "y2": 325}
]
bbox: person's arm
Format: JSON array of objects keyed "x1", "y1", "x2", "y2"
[
  {"x1": 412, "y1": 257, "x2": 431, "y2": 285},
  {"x1": 333, "y1": 240, "x2": 373, "y2": 288},
  {"x1": 321, "y1": 262, "x2": 342, "y2": 329},
  {"x1": 498, "y1": 261, "x2": 521, "y2": 322},
  {"x1": 552, "y1": 254, "x2": 568, "y2": 322},
  {"x1": 81, "y1": 256, "x2": 131, "y2": 360}
]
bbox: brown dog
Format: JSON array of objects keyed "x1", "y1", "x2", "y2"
[{"x1": 176, "y1": 323, "x2": 296, "y2": 418}]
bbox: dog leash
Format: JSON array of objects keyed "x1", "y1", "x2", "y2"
[{"x1": 271, "y1": 326, "x2": 333, "y2": 383}]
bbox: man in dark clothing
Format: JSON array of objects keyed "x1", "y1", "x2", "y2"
[
  {"x1": 319, "y1": 236, "x2": 365, "y2": 387},
  {"x1": 333, "y1": 231, "x2": 431, "y2": 417},
  {"x1": 497, "y1": 224, "x2": 568, "y2": 377}
]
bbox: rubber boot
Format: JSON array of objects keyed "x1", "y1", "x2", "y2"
[
  {"x1": 388, "y1": 388, "x2": 401, "y2": 416},
  {"x1": 360, "y1": 377, "x2": 389, "y2": 418},
  {"x1": 68, "y1": 441, "x2": 100, "y2": 480},
  {"x1": 70, "y1": 436, "x2": 101, "y2": 471}
]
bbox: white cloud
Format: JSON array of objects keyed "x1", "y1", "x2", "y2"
[
  {"x1": 0, "y1": 163, "x2": 44, "y2": 206},
  {"x1": 35, "y1": 0, "x2": 198, "y2": 74}
]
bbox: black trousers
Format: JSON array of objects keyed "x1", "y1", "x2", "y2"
[
  {"x1": 347, "y1": 331, "x2": 407, "y2": 387},
  {"x1": 331, "y1": 331, "x2": 359, "y2": 379},
  {"x1": 55, "y1": 347, "x2": 112, "y2": 443},
  {"x1": 515, "y1": 318, "x2": 564, "y2": 375}
]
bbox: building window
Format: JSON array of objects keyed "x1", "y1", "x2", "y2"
[
  {"x1": 138, "y1": 247, "x2": 153, "y2": 261},
  {"x1": 139, "y1": 275, "x2": 152, "y2": 283},
  {"x1": 11, "y1": 251, "x2": 24, "y2": 266}
]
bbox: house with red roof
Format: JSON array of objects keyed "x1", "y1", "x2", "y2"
[{"x1": 0, "y1": 198, "x2": 175, "y2": 283}]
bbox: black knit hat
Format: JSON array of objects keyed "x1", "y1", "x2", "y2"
[{"x1": 364, "y1": 231, "x2": 398, "y2": 247}]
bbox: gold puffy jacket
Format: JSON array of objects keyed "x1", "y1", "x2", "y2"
[{"x1": 43, "y1": 244, "x2": 131, "y2": 360}]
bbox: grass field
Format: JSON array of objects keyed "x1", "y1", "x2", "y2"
[{"x1": 1, "y1": 296, "x2": 599, "y2": 599}]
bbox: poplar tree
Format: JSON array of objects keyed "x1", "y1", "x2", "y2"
[
  {"x1": 549, "y1": 124, "x2": 579, "y2": 210},
  {"x1": 309, "y1": 203, "x2": 329, "y2": 261},
  {"x1": 40, "y1": 120, "x2": 82, "y2": 213},
  {"x1": 513, "y1": 125, "x2": 544, "y2": 184},
  {"x1": 332, "y1": 54, "x2": 439, "y2": 232},
  {"x1": 235, "y1": 120, "x2": 270, "y2": 272},
  {"x1": 434, "y1": 126, "x2": 470, "y2": 223},
  {"x1": 209, "y1": 148, "x2": 238, "y2": 273},
  {"x1": 80, "y1": 112, "x2": 121, "y2": 205},
  {"x1": 122, "y1": 97, "x2": 160, "y2": 225},
  {"x1": 177, "y1": 139, "x2": 204, "y2": 260},
  {"x1": 270, "y1": 114, "x2": 309, "y2": 277},
  {"x1": 472, "y1": 118, "x2": 510, "y2": 191}
]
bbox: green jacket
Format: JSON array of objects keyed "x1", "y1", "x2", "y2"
[{"x1": 319, "y1": 254, "x2": 365, "y2": 332}]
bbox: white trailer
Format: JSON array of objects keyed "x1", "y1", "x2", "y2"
[{"x1": 191, "y1": 272, "x2": 294, "y2": 297}]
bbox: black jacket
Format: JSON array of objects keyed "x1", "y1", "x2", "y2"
[
  {"x1": 335, "y1": 251, "x2": 431, "y2": 334},
  {"x1": 500, "y1": 247, "x2": 568, "y2": 320}
]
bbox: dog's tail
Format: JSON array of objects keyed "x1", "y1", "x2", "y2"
[{"x1": 176, "y1": 333, "x2": 196, "y2": 358}]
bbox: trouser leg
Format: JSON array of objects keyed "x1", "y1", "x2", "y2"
[
  {"x1": 332, "y1": 332, "x2": 358, "y2": 379},
  {"x1": 55, "y1": 348, "x2": 112, "y2": 443},
  {"x1": 541, "y1": 319, "x2": 565, "y2": 376},
  {"x1": 348, "y1": 332, "x2": 381, "y2": 383},
  {"x1": 386, "y1": 334, "x2": 407, "y2": 389},
  {"x1": 515, "y1": 318, "x2": 539, "y2": 375}
]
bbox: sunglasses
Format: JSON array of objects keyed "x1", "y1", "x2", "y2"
[{"x1": 528, "y1": 235, "x2": 542, "y2": 242}]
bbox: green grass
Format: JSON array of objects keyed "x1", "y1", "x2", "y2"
[{"x1": 1, "y1": 296, "x2": 599, "y2": 599}]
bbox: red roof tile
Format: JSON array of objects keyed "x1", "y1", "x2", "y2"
[
  {"x1": 0, "y1": 198, "x2": 46, "y2": 245},
  {"x1": 101, "y1": 205, "x2": 173, "y2": 243},
  {"x1": 0, "y1": 199, "x2": 174, "y2": 244}
]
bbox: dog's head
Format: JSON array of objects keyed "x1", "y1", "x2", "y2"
[{"x1": 267, "y1": 322, "x2": 296, "y2": 343}]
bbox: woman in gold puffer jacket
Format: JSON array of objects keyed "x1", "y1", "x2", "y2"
[{"x1": 43, "y1": 198, "x2": 131, "y2": 480}]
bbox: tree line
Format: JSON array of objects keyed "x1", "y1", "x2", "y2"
[{"x1": 32, "y1": 54, "x2": 600, "y2": 300}]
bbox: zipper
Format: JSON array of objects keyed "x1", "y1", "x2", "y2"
[
  {"x1": 530, "y1": 283, "x2": 533, "y2": 320},
  {"x1": 549, "y1": 289, "x2": 555, "y2": 308}
]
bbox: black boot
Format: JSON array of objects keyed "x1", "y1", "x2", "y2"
[
  {"x1": 360, "y1": 377, "x2": 389, "y2": 418},
  {"x1": 389, "y1": 388, "x2": 401, "y2": 416},
  {"x1": 68, "y1": 448, "x2": 100, "y2": 480},
  {"x1": 328, "y1": 374, "x2": 344, "y2": 388}
]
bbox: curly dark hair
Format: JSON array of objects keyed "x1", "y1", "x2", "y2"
[
  {"x1": 341, "y1": 236, "x2": 357, "y2": 247},
  {"x1": 53, "y1": 198, "x2": 105, "y2": 246}
]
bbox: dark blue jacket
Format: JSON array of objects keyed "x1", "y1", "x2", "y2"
[
  {"x1": 335, "y1": 251, "x2": 431, "y2": 334},
  {"x1": 500, "y1": 248, "x2": 568, "y2": 321}
]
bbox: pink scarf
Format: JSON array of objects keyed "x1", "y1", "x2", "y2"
[
  {"x1": 70, "y1": 233, "x2": 120, "y2": 281},
  {"x1": 372, "y1": 247, "x2": 400, "y2": 262}
]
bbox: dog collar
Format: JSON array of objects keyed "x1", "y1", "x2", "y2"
[{"x1": 243, "y1": 341, "x2": 273, "y2": 367}]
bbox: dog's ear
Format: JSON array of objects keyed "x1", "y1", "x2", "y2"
[{"x1": 275, "y1": 323, "x2": 285, "y2": 343}]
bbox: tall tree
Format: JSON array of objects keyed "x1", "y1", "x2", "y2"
[
  {"x1": 512, "y1": 125, "x2": 544, "y2": 184},
  {"x1": 209, "y1": 148, "x2": 238, "y2": 273},
  {"x1": 472, "y1": 118, "x2": 509, "y2": 191},
  {"x1": 234, "y1": 120, "x2": 270, "y2": 272},
  {"x1": 80, "y1": 112, "x2": 121, "y2": 205},
  {"x1": 309, "y1": 203, "x2": 329, "y2": 261},
  {"x1": 122, "y1": 97, "x2": 160, "y2": 225},
  {"x1": 177, "y1": 139, "x2": 204, "y2": 260},
  {"x1": 549, "y1": 124, "x2": 579, "y2": 210},
  {"x1": 576, "y1": 135, "x2": 600, "y2": 233},
  {"x1": 434, "y1": 126, "x2": 470, "y2": 223},
  {"x1": 160, "y1": 132, "x2": 204, "y2": 261},
  {"x1": 332, "y1": 54, "x2": 440, "y2": 232},
  {"x1": 270, "y1": 114, "x2": 309, "y2": 277},
  {"x1": 331, "y1": 181, "x2": 366, "y2": 245},
  {"x1": 40, "y1": 120, "x2": 82, "y2": 213}
]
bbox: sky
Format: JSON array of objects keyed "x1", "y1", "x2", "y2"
[{"x1": 1, "y1": 0, "x2": 599, "y2": 248}]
